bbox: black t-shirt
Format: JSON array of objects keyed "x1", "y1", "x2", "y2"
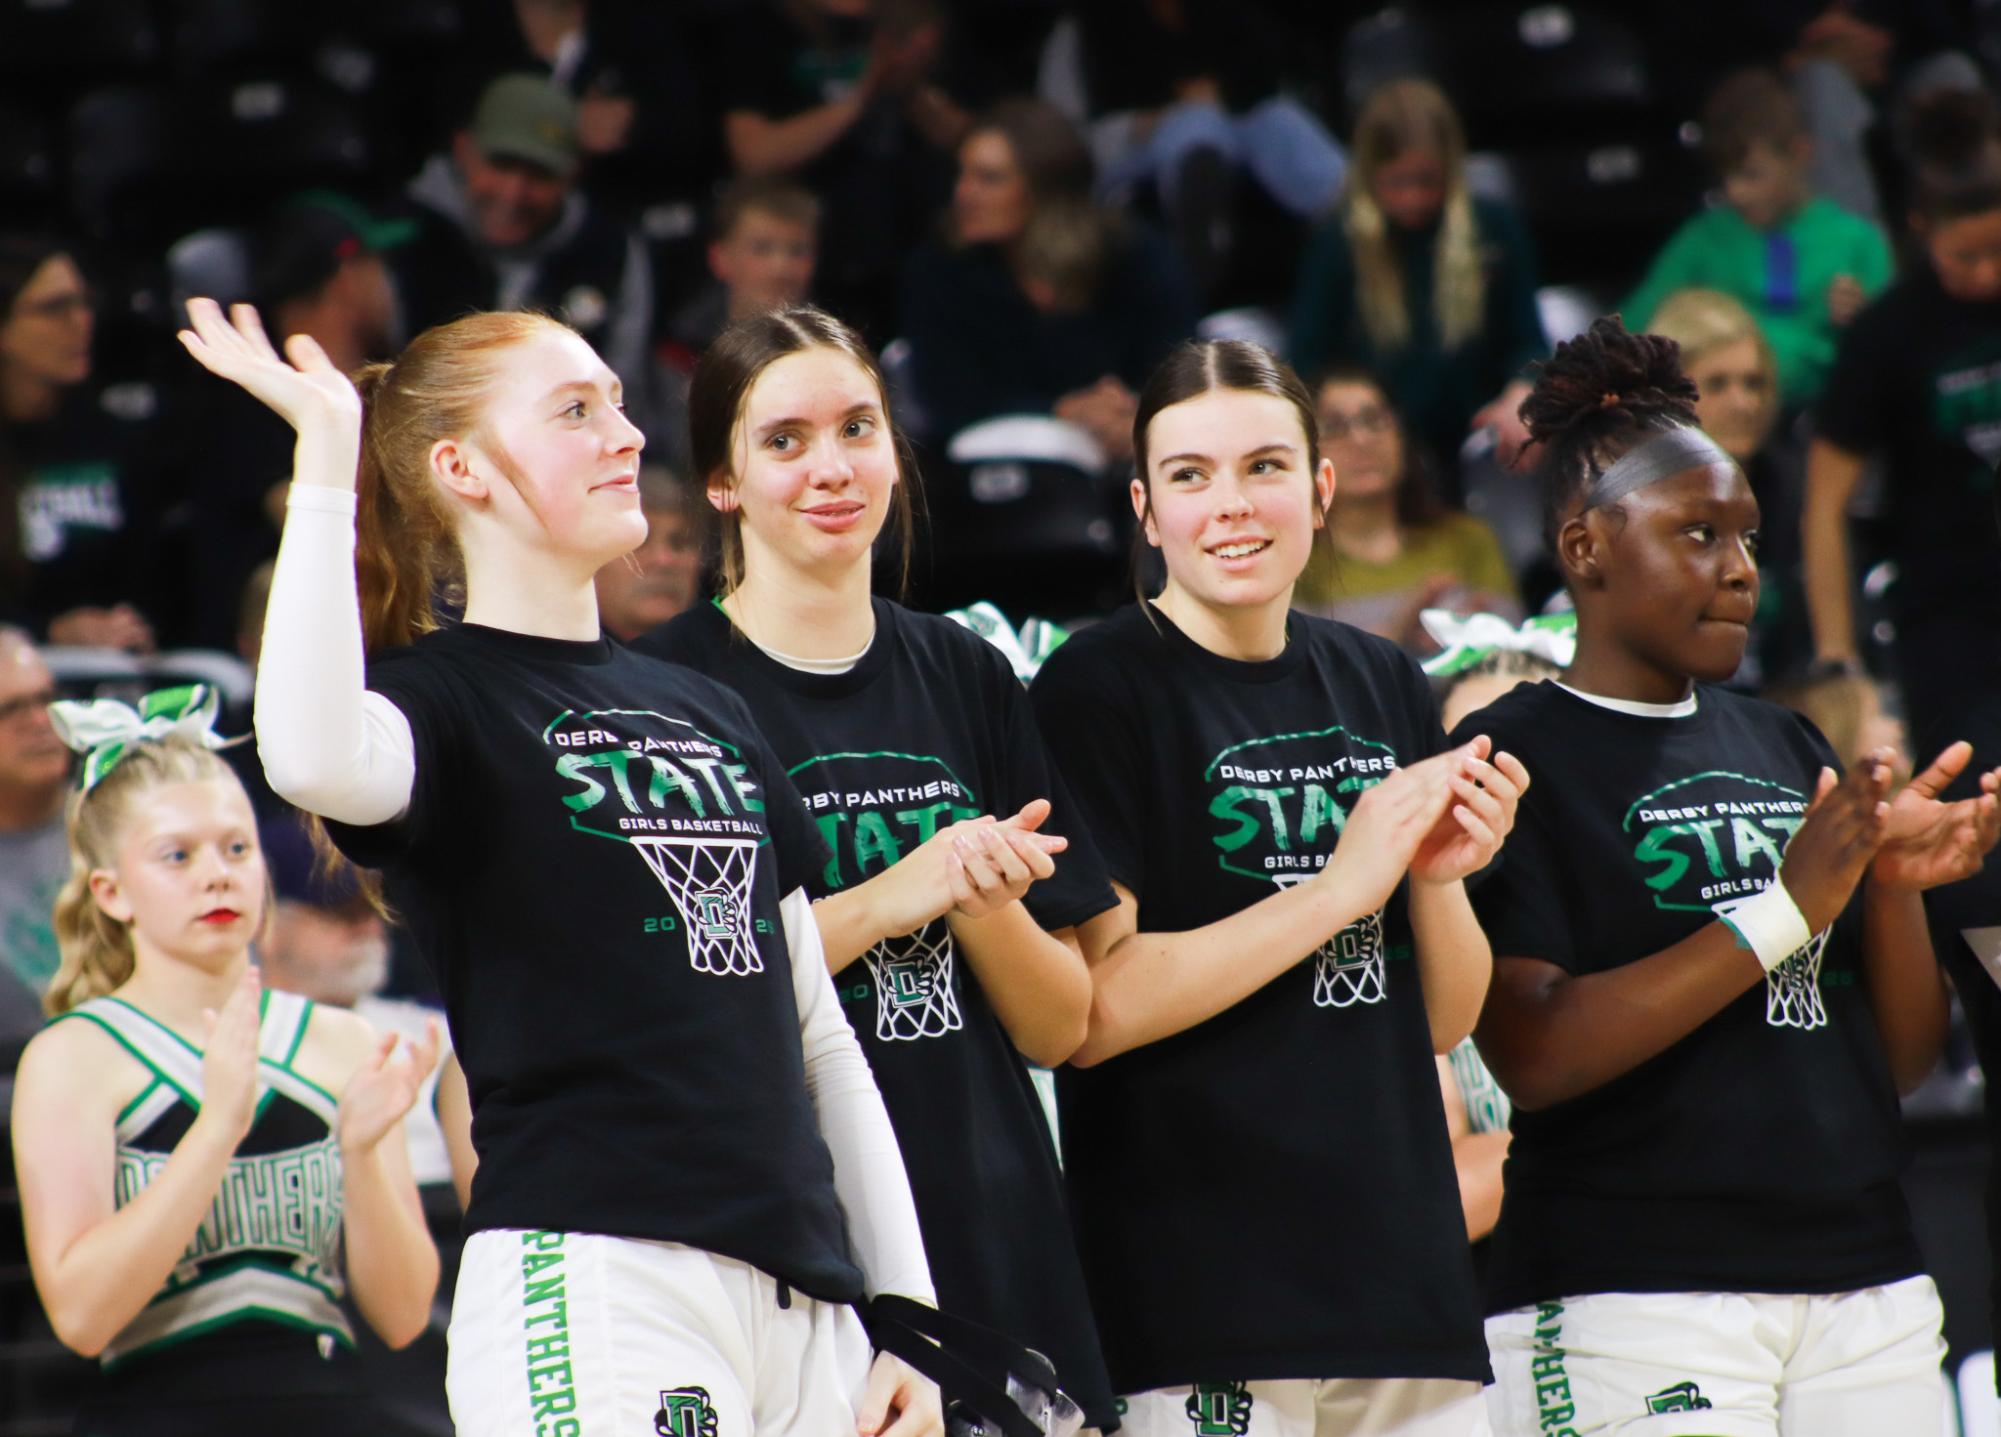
[
  {"x1": 1451, "y1": 681, "x2": 1920, "y2": 1312},
  {"x1": 1816, "y1": 265, "x2": 2001, "y2": 624},
  {"x1": 1029, "y1": 603, "x2": 1486, "y2": 1392},
  {"x1": 638, "y1": 597, "x2": 1119, "y2": 1429},
  {"x1": 322, "y1": 623, "x2": 861, "y2": 1300},
  {"x1": 3, "y1": 382, "x2": 163, "y2": 634}
]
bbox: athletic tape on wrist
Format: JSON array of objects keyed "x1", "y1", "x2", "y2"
[
  {"x1": 286, "y1": 485, "x2": 358, "y2": 517},
  {"x1": 1586, "y1": 426, "x2": 1735, "y2": 510},
  {"x1": 1713, "y1": 881, "x2": 1814, "y2": 973}
]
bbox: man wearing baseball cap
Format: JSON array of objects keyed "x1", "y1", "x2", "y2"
[{"x1": 395, "y1": 71, "x2": 653, "y2": 410}]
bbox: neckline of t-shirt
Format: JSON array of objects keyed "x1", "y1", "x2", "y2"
[
  {"x1": 705, "y1": 594, "x2": 898, "y2": 696},
  {"x1": 454, "y1": 621, "x2": 615, "y2": 666},
  {"x1": 1145, "y1": 601, "x2": 1308, "y2": 682},
  {"x1": 1552, "y1": 680, "x2": 1702, "y2": 719}
]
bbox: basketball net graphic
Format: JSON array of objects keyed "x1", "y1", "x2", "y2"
[
  {"x1": 864, "y1": 918, "x2": 963, "y2": 1041},
  {"x1": 1763, "y1": 930, "x2": 1830, "y2": 1031},
  {"x1": 631, "y1": 837, "x2": 763, "y2": 976},
  {"x1": 1273, "y1": 875, "x2": 1388, "y2": 1007}
]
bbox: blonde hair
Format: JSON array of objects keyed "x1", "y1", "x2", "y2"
[
  {"x1": 46, "y1": 740, "x2": 263, "y2": 1016},
  {"x1": 352, "y1": 309, "x2": 577, "y2": 652},
  {"x1": 1646, "y1": 287, "x2": 1779, "y2": 437},
  {"x1": 1343, "y1": 80, "x2": 1485, "y2": 353}
]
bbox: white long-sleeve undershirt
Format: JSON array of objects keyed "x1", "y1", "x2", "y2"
[
  {"x1": 255, "y1": 486, "x2": 415, "y2": 826},
  {"x1": 783, "y1": 885, "x2": 936, "y2": 1304},
  {"x1": 255, "y1": 486, "x2": 933, "y2": 1301}
]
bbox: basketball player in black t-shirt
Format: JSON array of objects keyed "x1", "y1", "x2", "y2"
[
  {"x1": 1465, "y1": 317, "x2": 2001, "y2": 1437},
  {"x1": 178, "y1": 297, "x2": 943, "y2": 1437},
  {"x1": 1033, "y1": 339, "x2": 1527, "y2": 1436},
  {"x1": 638, "y1": 305, "x2": 1122, "y2": 1432}
]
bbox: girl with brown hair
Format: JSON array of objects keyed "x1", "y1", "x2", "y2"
[
  {"x1": 176, "y1": 297, "x2": 942, "y2": 1437},
  {"x1": 636, "y1": 304, "x2": 1118, "y2": 1431},
  {"x1": 1030, "y1": 337, "x2": 1526, "y2": 1435}
]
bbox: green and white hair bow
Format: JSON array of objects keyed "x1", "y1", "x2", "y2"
[
  {"x1": 945, "y1": 602, "x2": 1072, "y2": 683},
  {"x1": 1419, "y1": 610, "x2": 1576, "y2": 678},
  {"x1": 47, "y1": 685, "x2": 232, "y2": 793}
]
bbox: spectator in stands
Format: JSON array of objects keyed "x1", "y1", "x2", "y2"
[
  {"x1": 663, "y1": 177, "x2": 821, "y2": 371},
  {"x1": 899, "y1": 98, "x2": 1196, "y2": 458},
  {"x1": 1767, "y1": 666, "x2": 1911, "y2": 780},
  {"x1": 1623, "y1": 69, "x2": 1892, "y2": 411},
  {"x1": 1288, "y1": 81, "x2": 1544, "y2": 476},
  {"x1": 1068, "y1": 0, "x2": 1346, "y2": 299},
  {"x1": 1294, "y1": 365, "x2": 1519, "y2": 651},
  {"x1": 180, "y1": 193, "x2": 411, "y2": 651},
  {"x1": 1648, "y1": 287, "x2": 1813, "y2": 685},
  {"x1": 653, "y1": 179, "x2": 822, "y2": 472},
  {"x1": 0, "y1": 628, "x2": 66, "y2": 1054},
  {"x1": 1805, "y1": 86, "x2": 2001, "y2": 757},
  {"x1": 593, "y1": 467, "x2": 705, "y2": 643},
  {"x1": 395, "y1": 73, "x2": 653, "y2": 410},
  {"x1": 453, "y1": 0, "x2": 709, "y2": 212},
  {"x1": 259, "y1": 816, "x2": 455, "y2": 1188},
  {"x1": 721, "y1": 0, "x2": 971, "y2": 333},
  {"x1": 0, "y1": 236, "x2": 161, "y2": 652}
]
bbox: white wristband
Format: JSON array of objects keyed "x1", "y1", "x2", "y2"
[
  {"x1": 1714, "y1": 880, "x2": 1815, "y2": 973},
  {"x1": 286, "y1": 485, "x2": 358, "y2": 518}
]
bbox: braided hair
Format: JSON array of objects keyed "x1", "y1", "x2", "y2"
[{"x1": 1520, "y1": 315, "x2": 1701, "y2": 538}]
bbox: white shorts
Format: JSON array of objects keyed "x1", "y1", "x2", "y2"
[
  {"x1": 446, "y1": 1229, "x2": 873, "y2": 1436},
  {"x1": 1484, "y1": 1277, "x2": 1946, "y2": 1437},
  {"x1": 1117, "y1": 1377, "x2": 1491, "y2": 1437}
]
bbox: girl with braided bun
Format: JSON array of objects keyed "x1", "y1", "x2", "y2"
[
  {"x1": 1459, "y1": 316, "x2": 2001, "y2": 1436},
  {"x1": 10, "y1": 685, "x2": 440, "y2": 1436}
]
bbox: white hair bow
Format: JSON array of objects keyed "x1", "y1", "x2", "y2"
[
  {"x1": 47, "y1": 685, "x2": 232, "y2": 792},
  {"x1": 1419, "y1": 610, "x2": 1576, "y2": 677}
]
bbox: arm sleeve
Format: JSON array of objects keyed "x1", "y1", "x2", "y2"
[
  {"x1": 784, "y1": 885, "x2": 936, "y2": 1304},
  {"x1": 253, "y1": 487, "x2": 416, "y2": 826}
]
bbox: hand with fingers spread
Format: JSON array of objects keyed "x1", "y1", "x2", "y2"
[
  {"x1": 1779, "y1": 759, "x2": 1892, "y2": 932},
  {"x1": 1870, "y1": 741, "x2": 2001, "y2": 892},
  {"x1": 197, "y1": 967, "x2": 264, "y2": 1145},
  {"x1": 856, "y1": 1349, "x2": 943, "y2": 1437},
  {"x1": 339, "y1": 1018, "x2": 444, "y2": 1156},
  {"x1": 1409, "y1": 736, "x2": 1530, "y2": 884},
  {"x1": 1314, "y1": 749, "x2": 1462, "y2": 916},
  {"x1": 945, "y1": 797, "x2": 1065, "y2": 919},
  {"x1": 177, "y1": 298, "x2": 362, "y2": 440}
]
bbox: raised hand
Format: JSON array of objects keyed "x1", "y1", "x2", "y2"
[
  {"x1": 1409, "y1": 738, "x2": 1530, "y2": 884},
  {"x1": 177, "y1": 298, "x2": 362, "y2": 436},
  {"x1": 1871, "y1": 741, "x2": 2001, "y2": 892},
  {"x1": 1779, "y1": 759, "x2": 1892, "y2": 931},
  {"x1": 338, "y1": 1018, "x2": 443, "y2": 1157},
  {"x1": 197, "y1": 967, "x2": 264, "y2": 1144}
]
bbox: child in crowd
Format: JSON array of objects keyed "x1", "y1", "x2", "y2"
[
  {"x1": 1625, "y1": 69, "x2": 1892, "y2": 410},
  {"x1": 663, "y1": 176, "x2": 823, "y2": 373},
  {"x1": 12, "y1": 688, "x2": 439, "y2": 1435}
]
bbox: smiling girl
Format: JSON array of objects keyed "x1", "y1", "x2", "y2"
[
  {"x1": 176, "y1": 300, "x2": 941, "y2": 1436},
  {"x1": 1030, "y1": 339, "x2": 1525, "y2": 1436},
  {"x1": 11, "y1": 692, "x2": 438, "y2": 1435},
  {"x1": 1462, "y1": 317, "x2": 2001, "y2": 1436},
  {"x1": 636, "y1": 305, "x2": 1119, "y2": 1432}
]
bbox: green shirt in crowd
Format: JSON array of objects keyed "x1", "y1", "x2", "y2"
[{"x1": 1623, "y1": 196, "x2": 1893, "y2": 407}]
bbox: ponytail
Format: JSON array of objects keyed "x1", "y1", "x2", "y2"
[{"x1": 349, "y1": 310, "x2": 573, "y2": 651}]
